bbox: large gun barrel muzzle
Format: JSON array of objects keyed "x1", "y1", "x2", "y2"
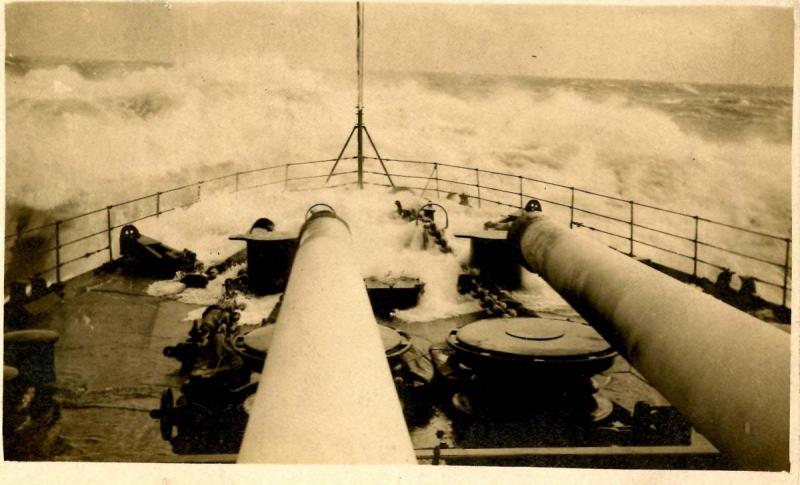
[
  {"x1": 237, "y1": 207, "x2": 416, "y2": 464},
  {"x1": 508, "y1": 213, "x2": 790, "y2": 471}
]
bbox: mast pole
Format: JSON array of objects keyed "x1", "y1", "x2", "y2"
[
  {"x1": 326, "y1": 2, "x2": 394, "y2": 188},
  {"x1": 356, "y1": 1, "x2": 364, "y2": 189}
]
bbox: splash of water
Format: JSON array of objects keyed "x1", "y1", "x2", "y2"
[
  {"x1": 5, "y1": 56, "x2": 791, "y2": 302},
  {"x1": 6, "y1": 57, "x2": 789, "y2": 235}
]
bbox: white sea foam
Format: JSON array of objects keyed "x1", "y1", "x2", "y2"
[
  {"x1": 6, "y1": 59, "x2": 790, "y2": 233},
  {"x1": 133, "y1": 184, "x2": 595, "y2": 322},
  {"x1": 145, "y1": 280, "x2": 186, "y2": 297},
  {"x1": 6, "y1": 57, "x2": 792, "y2": 305}
]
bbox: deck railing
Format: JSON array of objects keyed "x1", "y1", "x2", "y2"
[{"x1": 4, "y1": 156, "x2": 791, "y2": 308}]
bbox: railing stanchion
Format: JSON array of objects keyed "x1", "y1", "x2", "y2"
[
  {"x1": 106, "y1": 206, "x2": 113, "y2": 261},
  {"x1": 434, "y1": 163, "x2": 440, "y2": 199},
  {"x1": 692, "y1": 216, "x2": 700, "y2": 277},
  {"x1": 629, "y1": 200, "x2": 635, "y2": 256},
  {"x1": 54, "y1": 221, "x2": 62, "y2": 283},
  {"x1": 569, "y1": 187, "x2": 575, "y2": 228},
  {"x1": 475, "y1": 168, "x2": 481, "y2": 208},
  {"x1": 782, "y1": 238, "x2": 791, "y2": 307},
  {"x1": 2, "y1": 159, "x2": 791, "y2": 309},
  {"x1": 421, "y1": 164, "x2": 437, "y2": 198}
]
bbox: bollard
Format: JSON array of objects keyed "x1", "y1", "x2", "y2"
[
  {"x1": 4, "y1": 330, "x2": 59, "y2": 386},
  {"x1": 507, "y1": 213, "x2": 790, "y2": 471},
  {"x1": 229, "y1": 218, "x2": 296, "y2": 295},
  {"x1": 237, "y1": 208, "x2": 416, "y2": 464}
]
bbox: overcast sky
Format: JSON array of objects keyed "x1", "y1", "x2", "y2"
[{"x1": 5, "y1": 2, "x2": 794, "y2": 85}]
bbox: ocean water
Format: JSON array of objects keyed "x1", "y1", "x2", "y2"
[{"x1": 5, "y1": 55, "x2": 792, "y2": 303}]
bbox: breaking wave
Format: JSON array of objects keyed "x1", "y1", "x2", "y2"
[{"x1": 5, "y1": 55, "x2": 792, "y2": 297}]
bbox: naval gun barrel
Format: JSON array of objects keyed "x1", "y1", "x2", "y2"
[
  {"x1": 237, "y1": 208, "x2": 416, "y2": 464},
  {"x1": 508, "y1": 213, "x2": 789, "y2": 470}
]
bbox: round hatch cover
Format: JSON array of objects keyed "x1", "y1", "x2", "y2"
[
  {"x1": 505, "y1": 319, "x2": 565, "y2": 341},
  {"x1": 242, "y1": 324, "x2": 408, "y2": 356},
  {"x1": 454, "y1": 317, "x2": 612, "y2": 359}
]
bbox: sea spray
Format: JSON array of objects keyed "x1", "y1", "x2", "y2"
[
  {"x1": 5, "y1": 56, "x2": 791, "y2": 304},
  {"x1": 7, "y1": 58, "x2": 789, "y2": 234}
]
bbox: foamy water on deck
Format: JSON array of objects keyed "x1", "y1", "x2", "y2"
[
  {"x1": 138, "y1": 184, "x2": 518, "y2": 322},
  {"x1": 5, "y1": 56, "x2": 792, "y2": 304}
]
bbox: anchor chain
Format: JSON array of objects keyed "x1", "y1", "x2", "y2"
[
  {"x1": 393, "y1": 200, "x2": 528, "y2": 318},
  {"x1": 395, "y1": 200, "x2": 452, "y2": 254},
  {"x1": 457, "y1": 272, "x2": 524, "y2": 318},
  {"x1": 421, "y1": 218, "x2": 453, "y2": 254}
]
